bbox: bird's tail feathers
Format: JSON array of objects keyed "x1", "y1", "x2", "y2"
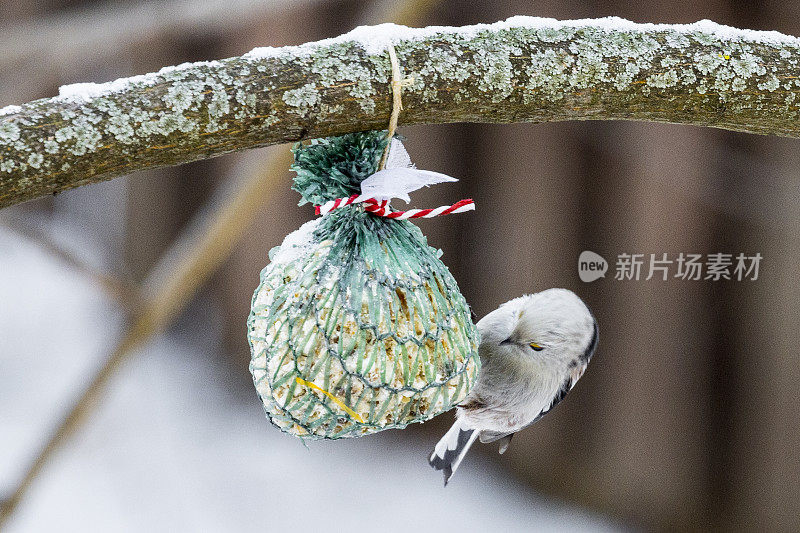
[{"x1": 428, "y1": 419, "x2": 478, "y2": 486}]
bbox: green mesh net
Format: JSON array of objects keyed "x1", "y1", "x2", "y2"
[{"x1": 247, "y1": 131, "x2": 480, "y2": 439}]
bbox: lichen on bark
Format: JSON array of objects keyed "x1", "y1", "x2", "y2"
[{"x1": 3, "y1": 16, "x2": 800, "y2": 208}]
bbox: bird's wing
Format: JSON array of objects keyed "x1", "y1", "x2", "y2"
[{"x1": 529, "y1": 361, "x2": 588, "y2": 425}]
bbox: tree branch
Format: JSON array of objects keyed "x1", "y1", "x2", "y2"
[{"x1": 3, "y1": 16, "x2": 800, "y2": 207}]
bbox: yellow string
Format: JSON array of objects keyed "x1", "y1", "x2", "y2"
[{"x1": 295, "y1": 377, "x2": 365, "y2": 423}]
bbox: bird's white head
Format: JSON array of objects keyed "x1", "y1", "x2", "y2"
[{"x1": 476, "y1": 288, "x2": 598, "y2": 369}]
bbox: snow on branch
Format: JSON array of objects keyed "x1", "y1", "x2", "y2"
[{"x1": 3, "y1": 16, "x2": 800, "y2": 207}]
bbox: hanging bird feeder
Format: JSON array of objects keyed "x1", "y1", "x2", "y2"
[{"x1": 247, "y1": 130, "x2": 480, "y2": 439}]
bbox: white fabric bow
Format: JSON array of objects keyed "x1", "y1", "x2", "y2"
[{"x1": 359, "y1": 139, "x2": 458, "y2": 203}]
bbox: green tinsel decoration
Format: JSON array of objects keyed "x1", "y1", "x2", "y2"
[{"x1": 247, "y1": 131, "x2": 480, "y2": 439}]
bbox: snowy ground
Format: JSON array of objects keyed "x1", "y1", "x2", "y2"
[{"x1": 0, "y1": 227, "x2": 624, "y2": 532}]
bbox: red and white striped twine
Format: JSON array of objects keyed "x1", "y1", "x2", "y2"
[{"x1": 314, "y1": 195, "x2": 474, "y2": 220}]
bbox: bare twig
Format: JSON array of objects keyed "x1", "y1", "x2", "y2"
[
  {"x1": 0, "y1": 146, "x2": 292, "y2": 529},
  {"x1": 0, "y1": 215, "x2": 141, "y2": 311},
  {"x1": 4, "y1": 18, "x2": 800, "y2": 207}
]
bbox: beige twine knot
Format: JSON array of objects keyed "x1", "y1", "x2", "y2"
[{"x1": 379, "y1": 44, "x2": 415, "y2": 170}]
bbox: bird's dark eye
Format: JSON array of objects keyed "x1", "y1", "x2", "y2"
[{"x1": 529, "y1": 342, "x2": 544, "y2": 351}]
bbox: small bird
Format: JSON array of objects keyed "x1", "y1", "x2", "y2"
[{"x1": 429, "y1": 288, "x2": 598, "y2": 485}]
